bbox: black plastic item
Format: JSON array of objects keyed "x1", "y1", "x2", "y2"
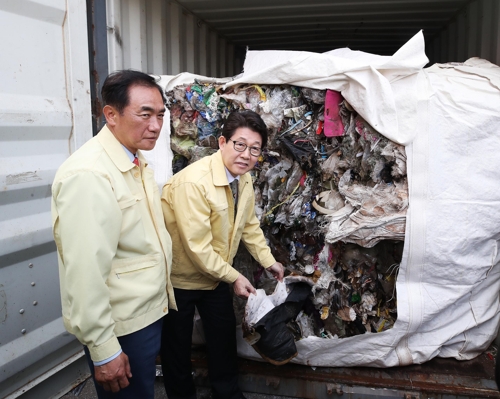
[
  {"x1": 172, "y1": 155, "x2": 189, "y2": 174},
  {"x1": 252, "y1": 283, "x2": 311, "y2": 365},
  {"x1": 379, "y1": 161, "x2": 395, "y2": 183},
  {"x1": 278, "y1": 135, "x2": 316, "y2": 171}
]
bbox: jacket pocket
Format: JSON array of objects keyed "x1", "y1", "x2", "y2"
[
  {"x1": 108, "y1": 254, "x2": 166, "y2": 322},
  {"x1": 118, "y1": 191, "x2": 146, "y2": 209},
  {"x1": 212, "y1": 202, "x2": 228, "y2": 212},
  {"x1": 113, "y1": 254, "x2": 158, "y2": 275},
  {"x1": 211, "y1": 202, "x2": 229, "y2": 240},
  {"x1": 118, "y1": 191, "x2": 147, "y2": 236}
]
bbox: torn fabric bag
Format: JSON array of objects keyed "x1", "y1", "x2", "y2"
[
  {"x1": 234, "y1": 54, "x2": 500, "y2": 367},
  {"x1": 243, "y1": 281, "x2": 311, "y2": 365},
  {"x1": 153, "y1": 32, "x2": 500, "y2": 368}
]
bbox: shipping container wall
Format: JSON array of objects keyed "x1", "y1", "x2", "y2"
[
  {"x1": 0, "y1": 0, "x2": 93, "y2": 398},
  {"x1": 106, "y1": 0, "x2": 245, "y2": 78},
  {"x1": 103, "y1": 0, "x2": 500, "y2": 84},
  {"x1": 426, "y1": 0, "x2": 500, "y2": 65}
]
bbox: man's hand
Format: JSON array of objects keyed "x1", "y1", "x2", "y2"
[
  {"x1": 233, "y1": 274, "x2": 257, "y2": 298},
  {"x1": 94, "y1": 352, "x2": 132, "y2": 392},
  {"x1": 267, "y1": 262, "x2": 284, "y2": 281}
]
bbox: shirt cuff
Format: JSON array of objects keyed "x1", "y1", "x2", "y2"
[
  {"x1": 93, "y1": 349, "x2": 122, "y2": 366},
  {"x1": 222, "y1": 268, "x2": 241, "y2": 284},
  {"x1": 261, "y1": 254, "x2": 277, "y2": 269},
  {"x1": 88, "y1": 335, "x2": 122, "y2": 363}
]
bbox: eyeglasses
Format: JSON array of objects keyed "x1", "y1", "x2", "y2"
[{"x1": 227, "y1": 139, "x2": 262, "y2": 157}]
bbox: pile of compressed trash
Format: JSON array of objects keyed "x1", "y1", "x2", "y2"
[{"x1": 166, "y1": 81, "x2": 407, "y2": 344}]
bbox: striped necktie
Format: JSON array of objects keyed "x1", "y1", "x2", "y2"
[
  {"x1": 229, "y1": 180, "x2": 238, "y2": 214},
  {"x1": 133, "y1": 156, "x2": 140, "y2": 167}
]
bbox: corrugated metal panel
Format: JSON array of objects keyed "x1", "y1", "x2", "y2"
[
  {"x1": 106, "y1": 0, "x2": 245, "y2": 78},
  {"x1": 0, "y1": 0, "x2": 93, "y2": 397},
  {"x1": 87, "y1": 0, "x2": 109, "y2": 135},
  {"x1": 106, "y1": 0, "x2": 499, "y2": 78},
  {"x1": 175, "y1": 0, "x2": 470, "y2": 56},
  {"x1": 426, "y1": 0, "x2": 500, "y2": 64},
  {"x1": 173, "y1": 0, "x2": 499, "y2": 66},
  {"x1": 105, "y1": 0, "x2": 500, "y2": 78}
]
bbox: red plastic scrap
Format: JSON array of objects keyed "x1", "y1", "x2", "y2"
[
  {"x1": 324, "y1": 90, "x2": 344, "y2": 137},
  {"x1": 299, "y1": 172, "x2": 307, "y2": 187},
  {"x1": 316, "y1": 120, "x2": 324, "y2": 135}
]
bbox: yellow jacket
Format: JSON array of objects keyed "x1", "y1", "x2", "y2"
[
  {"x1": 51, "y1": 126, "x2": 176, "y2": 362},
  {"x1": 162, "y1": 150, "x2": 276, "y2": 290}
]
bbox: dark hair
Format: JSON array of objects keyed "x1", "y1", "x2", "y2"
[
  {"x1": 221, "y1": 110, "x2": 269, "y2": 149},
  {"x1": 101, "y1": 70, "x2": 165, "y2": 114}
]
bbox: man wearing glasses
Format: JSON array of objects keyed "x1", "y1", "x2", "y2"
[{"x1": 161, "y1": 110, "x2": 284, "y2": 399}]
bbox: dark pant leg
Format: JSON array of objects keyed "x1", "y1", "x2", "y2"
[
  {"x1": 197, "y1": 283, "x2": 242, "y2": 399},
  {"x1": 83, "y1": 318, "x2": 162, "y2": 399},
  {"x1": 119, "y1": 318, "x2": 163, "y2": 398},
  {"x1": 84, "y1": 346, "x2": 107, "y2": 398},
  {"x1": 160, "y1": 288, "x2": 200, "y2": 399}
]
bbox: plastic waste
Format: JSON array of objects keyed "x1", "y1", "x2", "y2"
[
  {"x1": 165, "y1": 81, "x2": 407, "y2": 348},
  {"x1": 323, "y1": 90, "x2": 344, "y2": 137},
  {"x1": 243, "y1": 281, "x2": 311, "y2": 365}
]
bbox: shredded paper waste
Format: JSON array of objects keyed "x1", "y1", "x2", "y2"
[{"x1": 166, "y1": 81, "x2": 407, "y2": 365}]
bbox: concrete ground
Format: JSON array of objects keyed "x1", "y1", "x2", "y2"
[{"x1": 62, "y1": 376, "x2": 297, "y2": 399}]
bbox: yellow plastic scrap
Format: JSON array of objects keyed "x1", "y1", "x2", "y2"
[
  {"x1": 252, "y1": 85, "x2": 266, "y2": 101},
  {"x1": 320, "y1": 306, "x2": 329, "y2": 320},
  {"x1": 312, "y1": 269, "x2": 322, "y2": 283},
  {"x1": 377, "y1": 319, "x2": 386, "y2": 333},
  {"x1": 264, "y1": 182, "x2": 301, "y2": 217}
]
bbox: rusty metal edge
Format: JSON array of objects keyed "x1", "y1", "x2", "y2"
[{"x1": 190, "y1": 349, "x2": 500, "y2": 398}]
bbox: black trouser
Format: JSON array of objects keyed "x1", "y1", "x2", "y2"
[
  {"x1": 161, "y1": 283, "x2": 242, "y2": 399},
  {"x1": 84, "y1": 318, "x2": 163, "y2": 399}
]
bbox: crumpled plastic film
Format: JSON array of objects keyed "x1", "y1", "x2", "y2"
[
  {"x1": 161, "y1": 44, "x2": 500, "y2": 368},
  {"x1": 166, "y1": 81, "x2": 407, "y2": 358},
  {"x1": 243, "y1": 281, "x2": 311, "y2": 365}
]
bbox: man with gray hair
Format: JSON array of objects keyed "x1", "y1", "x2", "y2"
[{"x1": 52, "y1": 70, "x2": 176, "y2": 398}]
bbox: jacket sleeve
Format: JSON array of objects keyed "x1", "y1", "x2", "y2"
[
  {"x1": 241, "y1": 186, "x2": 277, "y2": 268},
  {"x1": 164, "y1": 181, "x2": 240, "y2": 283},
  {"x1": 52, "y1": 170, "x2": 122, "y2": 362}
]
